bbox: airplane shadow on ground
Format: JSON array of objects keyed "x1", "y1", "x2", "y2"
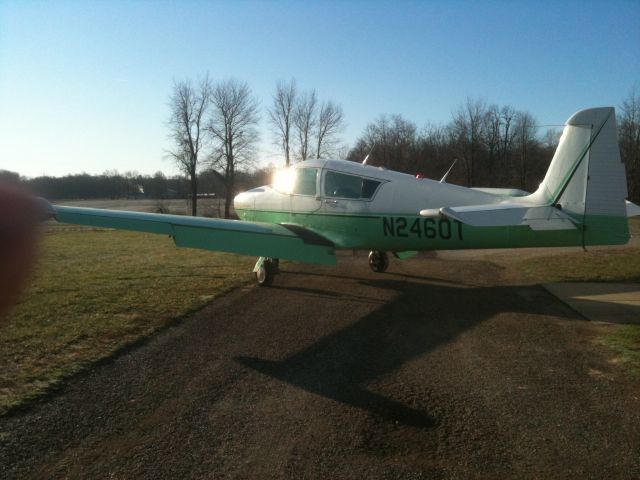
[
  {"x1": 237, "y1": 276, "x2": 584, "y2": 429},
  {"x1": 284, "y1": 267, "x2": 476, "y2": 287}
]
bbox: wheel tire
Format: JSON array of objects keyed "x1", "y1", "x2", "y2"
[
  {"x1": 368, "y1": 250, "x2": 389, "y2": 273},
  {"x1": 255, "y1": 259, "x2": 276, "y2": 286}
]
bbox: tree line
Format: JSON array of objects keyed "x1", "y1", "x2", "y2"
[
  {"x1": 0, "y1": 168, "x2": 273, "y2": 202},
  {"x1": 619, "y1": 87, "x2": 640, "y2": 204},
  {"x1": 348, "y1": 90, "x2": 640, "y2": 203},
  {"x1": 348, "y1": 98, "x2": 557, "y2": 193},
  {"x1": 5, "y1": 81, "x2": 639, "y2": 209}
]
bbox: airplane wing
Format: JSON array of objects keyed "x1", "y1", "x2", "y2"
[
  {"x1": 421, "y1": 203, "x2": 578, "y2": 231},
  {"x1": 52, "y1": 205, "x2": 336, "y2": 265}
]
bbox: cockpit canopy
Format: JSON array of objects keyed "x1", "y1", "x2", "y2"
[{"x1": 273, "y1": 165, "x2": 383, "y2": 200}]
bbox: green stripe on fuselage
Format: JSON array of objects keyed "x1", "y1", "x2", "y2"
[{"x1": 237, "y1": 208, "x2": 630, "y2": 251}]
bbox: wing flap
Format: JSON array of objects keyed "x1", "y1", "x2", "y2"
[
  {"x1": 423, "y1": 203, "x2": 578, "y2": 231},
  {"x1": 53, "y1": 205, "x2": 336, "y2": 265}
]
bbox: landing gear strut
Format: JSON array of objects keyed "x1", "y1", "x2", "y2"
[
  {"x1": 254, "y1": 257, "x2": 279, "y2": 286},
  {"x1": 368, "y1": 250, "x2": 389, "y2": 273}
]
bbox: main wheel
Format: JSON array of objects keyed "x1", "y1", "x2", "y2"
[
  {"x1": 368, "y1": 250, "x2": 389, "y2": 273},
  {"x1": 255, "y1": 258, "x2": 277, "y2": 286}
]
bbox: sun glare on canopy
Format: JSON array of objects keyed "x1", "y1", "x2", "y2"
[{"x1": 273, "y1": 167, "x2": 297, "y2": 194}]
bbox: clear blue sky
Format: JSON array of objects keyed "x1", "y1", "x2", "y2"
[{"x1": 1, "y1": 0, "x2": 638, "y2": 177}]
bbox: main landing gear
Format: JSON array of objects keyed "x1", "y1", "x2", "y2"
[
  {"x1": 254, "y1": 252, "x2": 388, "y2": 286},
  {"x1": 368, "y1": 250, "x2": 389, "y2": 273},
  {"x1": 254, "y1": 257, "x2": 279, "y2": 286}
]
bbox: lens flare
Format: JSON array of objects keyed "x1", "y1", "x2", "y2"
[{"x1": 273, "y1": 168, "x2": 296, "y2": 194}]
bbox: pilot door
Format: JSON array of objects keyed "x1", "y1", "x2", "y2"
[
  {"x1": 320, "y1": 169, "x2": 383, "y2": 214},
  {"x1": 288, "y1": 167, "x2": 322, "y2": 224}
]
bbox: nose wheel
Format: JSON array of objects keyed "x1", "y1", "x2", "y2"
[
  {"x1": 368, "y1": 250, "x2": 389, "y2": 273},
  {"x1": 254, "y1": 257, "x2": 279, "y2": 286}
]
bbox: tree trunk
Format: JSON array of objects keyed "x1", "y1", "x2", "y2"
[
  {"x1": 190, "y1": 173, "x2": 198, "y2": 216},
  {"x1": 224, "y1": 168, "x2": 234, "y2": 219},
  {"x1": 224, "y1": 174, "x2": 234, "y2": 219},
  {"x1": 224, "y1": 187, "x2": 233, "y2": 219}
]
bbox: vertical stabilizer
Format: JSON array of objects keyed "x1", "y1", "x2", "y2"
[{"x1": 530, "y1": 107, "x2": 629, "y2": 245}]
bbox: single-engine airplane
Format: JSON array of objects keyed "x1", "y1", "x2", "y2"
[{"x1": 49, "y1": 107, "x2": 640, "y2": 285}]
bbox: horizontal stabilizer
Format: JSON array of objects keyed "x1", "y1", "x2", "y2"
[
  {"x1": 421, "y1": 203, "x2": 578, "y2": 231},
  {"x1": 471, "y1": 187, "x2": 530, "y2": 197},
  {"x1": 627, "y1": 200, "x2": 640, "y2": 217}
]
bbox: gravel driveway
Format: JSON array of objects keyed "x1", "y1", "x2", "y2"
[{"x1": 1, "y1": 253, "x2": 638, "y2": 479}]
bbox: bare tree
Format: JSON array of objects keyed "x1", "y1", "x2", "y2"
[
  {"x1": 388, "y1": 114, "x2": 418, "y2": 171},
  {"x1": 350, "y1": 114, "x2": 417, "y2": 171},
  {"x1": 353, "y1": 115, "x2": 391, "y2": 167},
  {"x1": 293, "y1": 89, "x2": 317, "y2": 161},
  {"x1": 268, "y1": 79, "x2": 297, "y2": 166},
  {"x1": 451, "y1": 98, "x2": 487, "y2": 186},
  {"x1": 315, "y1": 100, "x2": 344, "y2": 159},
  {"x1": 542, "y1": 128, "x2": 561, "y2": 149},
  {"x1": 417, "y1": 122, "x2": 451, "y2": 175},
  {"x1": 513, "y1": 111, "x2": 537, "y2": 190},
  {"x1": 208, "y1": 79, "x2": 260, "y2": 218},
  {"x1": 500, "y1": 106, "x2": 516, "y2": 161},
  {"x1": 619, "y1": 85, "x2": 640, "y2": 203},
  {"x1": 483, "y1": 105, "x2": 501, "y2": 169},
  {"x1": 167, "y1": 76, "x2": 212, "y2": 216}
]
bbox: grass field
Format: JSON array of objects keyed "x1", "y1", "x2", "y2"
[
  {"x1": 0, "y1": 224, "x2": 253, "y2": 415},
  {"x1": 600, "y1": 325, "x2": 640, "y2": 377},
  {"x1": 1, "y1": 218, "x2": 639, "y2": 414},
  {"x1": 512, "y1": 246, "x2": 640, "y2": 283},
  {"x1": 510, "y1": 218, "x2": 640, "y2": 283}
]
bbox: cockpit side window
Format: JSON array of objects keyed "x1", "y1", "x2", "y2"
[
  {"x1": 292, "y1": 168, "x2": 318, "y2": 196},
  {"x1": 362, "y1": 179, "x2": 382, "y2": 199},
  {"x1": 324, "y1": 171, "x2": 382, "y2": 199}
]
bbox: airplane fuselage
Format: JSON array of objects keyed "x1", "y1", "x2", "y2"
[{"x1": 234, "y1": 159, "x2": 629, "y2": 253}]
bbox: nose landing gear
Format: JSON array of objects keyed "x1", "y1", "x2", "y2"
[{"x1": 368, "y1": 250, "x2": 389, "y2": 273}]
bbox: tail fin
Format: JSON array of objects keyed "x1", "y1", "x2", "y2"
[{"x1": 530, "y1": 107, "x2": 630, "y2": 245}]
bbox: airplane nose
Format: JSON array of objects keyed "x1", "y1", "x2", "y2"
[{"x1": 233, "y1": 191, "x2": 254, "y2": 210}]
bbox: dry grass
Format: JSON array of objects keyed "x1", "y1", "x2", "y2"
[
  {"x1": 600, "y1": 325, "x2": 640, "y2": 377},
  {"x1": 500, "y1": 219, "x2": 640, "y2": 284},
  {"x1": 512, "y1": 247, "x2": 640, "y2": 284},
  {"x1": 0, "y1": 224, "x2": 253, "y2": 414}
]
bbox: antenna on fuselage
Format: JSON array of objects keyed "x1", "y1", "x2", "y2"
[
  {"x1": 440, "y1": 159, "x2": 457, "y2": 183},
  {"x1": 362, "y1": 144, "x2": 375, "y2": 165}
]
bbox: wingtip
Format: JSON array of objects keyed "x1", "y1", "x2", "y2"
[{"x1": 35, "y1": 197, "x2": 56, "y2": 221}]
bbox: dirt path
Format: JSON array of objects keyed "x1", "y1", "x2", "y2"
[{"x1": 1, "y1": 254, "x2": 639, "y2": 479}]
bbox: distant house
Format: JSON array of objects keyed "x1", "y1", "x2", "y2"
[{"x1": 126, "y1": 184, "x2": 146, "y2": 200}]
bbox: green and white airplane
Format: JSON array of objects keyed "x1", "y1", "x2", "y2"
[{"x1": 51, "y1": 107, "x2": 640, "y2": 285}]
